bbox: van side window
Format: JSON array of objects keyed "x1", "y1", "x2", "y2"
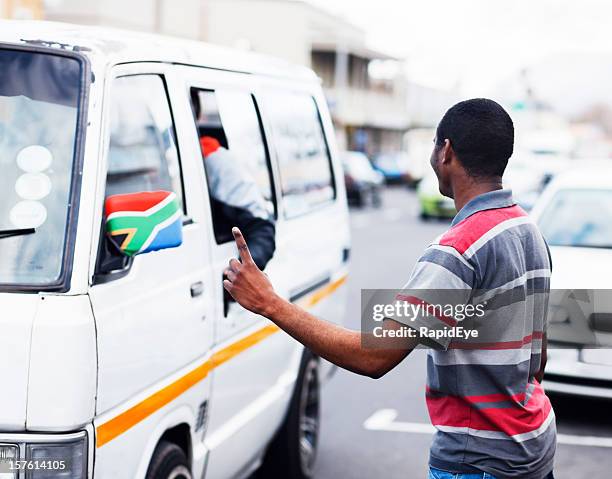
[
  {"x1": 106, "y1": 75, "x2": 185, "y2": 213},
  {"x1": 265, "y1": 92, "x2": 335, "y2": 218},
  {"x1": 190, "y1": 88, "x2": 275, "y2": 244}
]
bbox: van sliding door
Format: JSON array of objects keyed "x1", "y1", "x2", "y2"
[{"x1": 183, "y1": 68, "x2": 298, "y2": 479}]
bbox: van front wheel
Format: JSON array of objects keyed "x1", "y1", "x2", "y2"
[
  {"x1": 145, "y1": 440, "x2": 192, "y2": 479},
  {"x1": 258, "y1": 351, "x2": 320, "y2": 479}
]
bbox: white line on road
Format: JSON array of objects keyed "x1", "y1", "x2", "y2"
[
  {"x1": 364, "y1": 409, "x2": 612, "y2": 448},
  {"x1": 364, "y1": 409, "x2": 435, "y2": 434}
]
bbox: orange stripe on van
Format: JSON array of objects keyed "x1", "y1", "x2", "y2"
[
  {"x1": 299, "y1": 274, "x2": 347, "y2": 309},
  {"x1": 96, "y1": 357, "x2": 215, "y2": 447},
  {"x1": 210, "y1": 323, "x2": 280, "y2": 370},
  {"x1": 95, "y1": 274, "x2": 347, "y2": 448}
]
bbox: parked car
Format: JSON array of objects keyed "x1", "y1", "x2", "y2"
[
  {"x1": 531, "y1": 167, "x2": 612, "y2": 398},
  {"x1": 503, "y1": 154, "x2": 552, "y2": 211},
  {"x1": 341, "y1": 151, "x2": 383, "y2": 207},
  {"x1": 416, "y1": 171, "x2": 456, "y2": 220},
  {"x1": 416, "y1": 152, "x2": 554, "y2": 220},
  {"x1": 0, "y1": 21, "x2": 350, "y2": 479},
  {"x1": 371, "y1": 152, "x2": 411, "y2": 184}
]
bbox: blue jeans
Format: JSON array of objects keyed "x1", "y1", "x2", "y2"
[{"x1": 428, "y1": 467, "x2": 555, "y2": 479}]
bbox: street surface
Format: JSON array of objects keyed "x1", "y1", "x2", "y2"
[{"x1": 314, "y1": 187, "x2": 612, "y2": 479}]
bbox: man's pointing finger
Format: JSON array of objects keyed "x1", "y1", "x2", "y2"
[{"x1": 232, "y1": 227, "x2": 254, "y2": 264}]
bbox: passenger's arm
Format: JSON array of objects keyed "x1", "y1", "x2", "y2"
[
  {"x1": 535, "y1": 331, "x2": 548, "y2": 383},
  {"x1": 223, "y1": 227, "x2": 417, "y2": 378},
  {"x1": 205, "y1": 147, "x2": 276, "y2": 269},
  {"x1": 212, "y1": 196, "x2": 276, "y2": 269},
  {"x1": 236, "y1": 215, "x2": 276, "y2": 270}
]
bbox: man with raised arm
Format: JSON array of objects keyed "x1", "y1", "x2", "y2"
[{"x1": 223, "y1": 99, "x2": 556, "y2": 479}]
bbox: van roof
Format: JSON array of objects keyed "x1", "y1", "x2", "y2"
[{"x1": 0, "y1": 20, "x2": 319, "y2": 82}]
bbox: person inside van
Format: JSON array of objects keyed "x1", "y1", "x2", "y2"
[{"x1": 191, "y1": 91, "x2": 275, "y2": 270}]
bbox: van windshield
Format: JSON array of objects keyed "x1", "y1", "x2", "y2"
[{"x1": 0, "y1": 48, "x2": 83, "y2": 287}]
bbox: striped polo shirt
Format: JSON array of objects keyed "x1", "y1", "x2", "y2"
[{"x1": 396, "y1": 189, "x2": 555, "y2": 478}]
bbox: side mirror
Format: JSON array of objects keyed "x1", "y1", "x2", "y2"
[{"x1": 105, "y1": 191, "x2": 183, "y2": 257}]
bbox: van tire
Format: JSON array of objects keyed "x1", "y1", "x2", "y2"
[
  {"x1": 145, "y1": 440, "x2": 192, "y2": 479},
  {"x1": 258, "y1": 350, "x2": 320, "y2": 479}
]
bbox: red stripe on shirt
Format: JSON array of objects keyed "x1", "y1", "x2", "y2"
[
  {"x1": 427, "y1": 382, "x2": 552, "y2": 437},
  {"x1": 396, "y1": 294, "x2": 458, "y2": 327},
  {"x1": 439, "y1": 205, "x2": 527, "y2": 254},
  {"x1": 426, "y1": 386, "x2": 527, "y2": 405}
]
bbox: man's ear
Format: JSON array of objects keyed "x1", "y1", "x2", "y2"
[{"x1": 441, "y1": 139, "x2": 453, "y2": 165}]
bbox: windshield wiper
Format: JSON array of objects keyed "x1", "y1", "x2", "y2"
[{"x1": 0, "y1": 228, "x2": 36, "y2": 239}]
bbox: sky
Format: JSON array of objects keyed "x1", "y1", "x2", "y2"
[{"x1": 305, "y1": 0, "x2": 612, "y2": 114}]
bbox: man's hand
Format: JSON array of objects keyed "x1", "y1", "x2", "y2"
[
  {"x1": 223, "y1": 227, "x2": 280, "y2": 316},
  {"x1": 224, "y1": 226, "x2": 415, "y2": 379}
]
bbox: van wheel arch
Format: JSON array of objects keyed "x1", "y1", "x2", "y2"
[
  {"x1": 145, "y1": 423, "x2": 193, "y2": 479},
  {"x1": 159, "y1": 423, "x2": 192, "y2": 466}
]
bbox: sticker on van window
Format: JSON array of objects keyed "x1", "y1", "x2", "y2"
[
  {"x1": 16, "y1": 145, "x2": 53, "y2": 173},
  {"x1": 9, "y1": 201, "x2": 47, "y2": 229},
  {"x1": 15, "y1": 173, "x2": 52, "y2": 201}
]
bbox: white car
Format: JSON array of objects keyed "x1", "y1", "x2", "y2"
[
  {"x1": 0, "y1": 21, "x2": 350, "y2": 479},
  {"x1": 503, "y1": 154, "x2": 551, "y2": 211},
  {"x1": 531, "y1": 166, "x2": 612, "y2": 398},
  {"x1": 340, "y1": 151, "x2": 383, "y2": 207}
]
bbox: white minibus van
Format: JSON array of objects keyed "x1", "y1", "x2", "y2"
[{"x1": 0, "y1": 21, "x2": 350, "y2": 479}]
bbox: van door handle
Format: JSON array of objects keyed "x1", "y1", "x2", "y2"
[{"x1": 190, "y1": 281, "x2": 204, "y2": 298}]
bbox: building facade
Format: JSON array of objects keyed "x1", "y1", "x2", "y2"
[
  {"x1": 5, "y1": 0, "x2": 412, "y2": 155},
  {"x1": 1, "y1": 0, "x2": 44, "y2": 19},
  {"x1": 201, "y1": 0, "x2": 410, "y2": 155}
]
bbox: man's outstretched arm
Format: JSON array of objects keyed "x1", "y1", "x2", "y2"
[{"x1": 223, "y1": 227, "x2": 417, "y2": 379}]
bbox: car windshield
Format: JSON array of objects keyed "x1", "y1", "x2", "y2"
[
  {"x1": 0, "y1": 48, "x2": 83, "y2": 286},
  {"x1": 538, "y1": 188, "x2": 612, "y2": 248}
]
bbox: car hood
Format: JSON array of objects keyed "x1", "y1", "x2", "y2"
[
  {"x1": 0, "y1": 293, "x2": 39, "y2": 430},
  {"x1": 549, "y1": 245, "x2": 612, "y2": 289}
]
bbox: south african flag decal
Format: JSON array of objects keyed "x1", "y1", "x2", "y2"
[{"x1": 105, "y1": 191, "x2": 183, "y2": 257}]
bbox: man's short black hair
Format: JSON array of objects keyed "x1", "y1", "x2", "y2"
[{"x1": 435, "y1": 98, "x2": 514, "y2": 178}]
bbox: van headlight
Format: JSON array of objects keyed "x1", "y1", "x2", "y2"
[
  {"x1": 0, "y1": 444, "x2": 19, "y2": 478},
  {"x1": 26, "y1": 434, "x2": 87, "y2": 478},
  {"x1": 0, "y1": 432, "x2": 87, "y2": 479}
]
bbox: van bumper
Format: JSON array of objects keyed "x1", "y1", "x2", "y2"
[
  {"x1": 543, "y1": 375, "x2": 612, "y2": 399},
  {"x1": 544, "y1": 347, "x2": 612, "y2": 399}
]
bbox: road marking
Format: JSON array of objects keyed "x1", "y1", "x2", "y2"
[
  {"x1": 364, "y1": 409, "x2": 612, "y2": 448},
  {"x1": 364, "y1": 409, "x2": 435, "y2": 434}
]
